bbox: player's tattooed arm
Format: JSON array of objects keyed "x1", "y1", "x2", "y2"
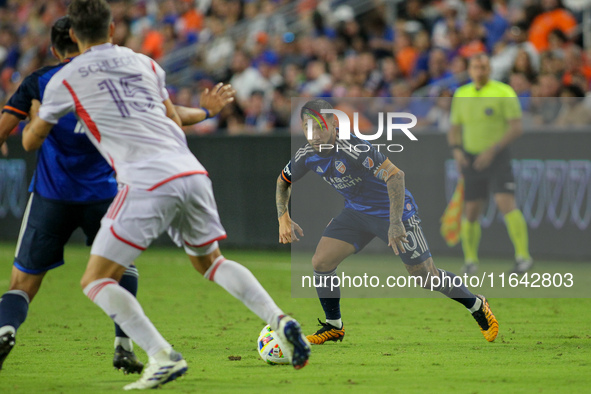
[
  {"x1": 276, "y1": 175, "x2": 291, "y2": 219},
  {"x1": 386, "y1": 171, "x2": 408, "y2": 255},
  {"x1": 276, "y1": 175, "x2": 303, "y2": 243}
]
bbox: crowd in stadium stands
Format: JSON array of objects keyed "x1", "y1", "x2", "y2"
[{"x1": 0, "y1": 0, "x2": 590, "y2": 135}]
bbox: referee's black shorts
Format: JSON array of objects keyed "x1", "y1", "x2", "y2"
[{"x1": 462, "y1": 148, "x2": 515, "y2": 201}]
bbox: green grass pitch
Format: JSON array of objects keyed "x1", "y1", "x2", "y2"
[{"x1": 0, "y1": 243, "x2": 590, "y2": 393}]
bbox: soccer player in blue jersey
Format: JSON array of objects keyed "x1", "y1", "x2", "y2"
[
  {"x1": 0, "y1": 16, "x2": 235, "y2": 374},
  {"x1": 276, "y1": 99, "x2": 499, "y2": 344}
]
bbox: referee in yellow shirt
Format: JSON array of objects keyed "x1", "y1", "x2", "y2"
[{"x1": 448, "y1": 54, "x2": 532, "y2": 275}]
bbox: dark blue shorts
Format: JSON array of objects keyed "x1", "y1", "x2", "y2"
[
  {"x1": 14, "y1": 193, "x2": 113, "y2": 274},
  {"x1": 322, "y1": 209, "x2": 432, "y2": 265}
]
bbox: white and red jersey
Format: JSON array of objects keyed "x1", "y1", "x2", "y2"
[{"x1": 39, "y1": 43, "x2": 205, "y2": 189}]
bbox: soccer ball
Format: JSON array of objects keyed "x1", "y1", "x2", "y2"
[{"x1": 257, "y1": 325, "x2": 290, "y2": 365}]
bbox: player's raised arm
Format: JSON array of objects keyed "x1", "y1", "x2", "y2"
[
  {"x1": 175, "y1": 83, "x2": 236, "y2": 126},
  {"x1": 276, "y1": 161, "x2": 304, "y2": 244}
]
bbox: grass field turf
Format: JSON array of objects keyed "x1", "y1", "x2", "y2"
[{"x1": 0, "y1": 243, "x2": 590, "y2": 393}]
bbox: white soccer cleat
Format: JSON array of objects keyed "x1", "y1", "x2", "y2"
[
  {"x1": 123, "y1": 349, "x2": 187, "y2": 390},
  {"x1": 273, "y1": 315, "x2": 311, "y2": 370}
]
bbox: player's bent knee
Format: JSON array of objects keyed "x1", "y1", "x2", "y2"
[
  {"x1": 188, "y1": 247, "x2": 222, "y2": 275},
  {"x1": 311, "y1": 254, "x2": 336, "y2": 272}
]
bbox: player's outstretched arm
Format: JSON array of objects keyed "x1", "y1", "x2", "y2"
[
  {"x1": 276, "y1": 174, "x2": 303, "y2": 244},
  {"x1": 175, "y1": 83, "x2": 236, "y2": 126},
  {"x1": 386, "y1": 170, "x2": 409, "y2": 255},
  {"x1": 22, "y1": 100, "x2": 52, "y2": 151}
]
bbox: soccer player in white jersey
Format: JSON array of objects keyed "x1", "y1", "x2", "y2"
[{"x1": 22, "y1": 0, "x2": 310, "y2": 390}]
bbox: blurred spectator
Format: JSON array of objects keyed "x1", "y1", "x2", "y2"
[
  {"x1": 554, "y1": 84, "x2": 591, "y2": 127},
  {"x1": 269, "y1": 86, "x2": 291, "y2": 129},
  {"x1": 512, "y1": 48, "x2": 537, "y2": 82},
  {"x1": 562, "y1": 45, "x2": 591, "y2": 87},
  {"x1": 431, "y1": 0, "x2": 463, "y2": 50},
  {"x1": 243, "y1": 90, "x2": 272, "y2": 134},
  {"x1": 458, "y1": 20, "x2": 487, "y2": 58},
  {"x1": 472, "y1": 0, "x2": 508, "y2": 53},
  {"x1": 509, "y1": 72, "x2": 533, "y2": 110},
  {"x1": 394, "y1": 30, "x2": 418, "y2": 78},
  {"x1": 530, "y1": 73, "x2": 563, "y2": 125},
  {"x1": 398, "y1": 0, "x2": 431, "y2": 34},
  {"x1": 419, "y1": 89, "x2": 453, "y2": 132},
  {"x1": 364, "y1": 9, "x2": 394, "y2": 59},
  {"x1": 490, "y1": 21, "x2": 540, "y2": 82},
  {"x1": 229, "y1": 50, "x2": 271, "y2": 105},
  {"x1": 528, "y1": 0, "x2": 577, "y2": 52},
  {"x1": 410, "y1": 29, "x2": 432, "y2": 90},
  {"x1": 301, "y1": 60, "x2": 331, "y2": 96},
  {"x1": 202, "y1": 16, "x2": 234, "y2": 75}
]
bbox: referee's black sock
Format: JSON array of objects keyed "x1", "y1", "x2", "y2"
[
  {"x1": 431, "y1": 269, "x2": 478, "y2": 310},
  {"x1": 314, "y1": 269, "x2": 342, "y2": 327}
]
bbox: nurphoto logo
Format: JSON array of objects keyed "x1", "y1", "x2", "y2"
[{"x1": 306, "y1": 109, "x2": 418, "y2": 153}]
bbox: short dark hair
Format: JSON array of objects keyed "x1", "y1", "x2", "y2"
[
  {"x1": 300, "y1": 99, "x2": 333, "y2": 120},
  {"x1": 68, "y1": 0, "x2": 112, "y2": 43},
  {"x1": 560, "y1": 84, "x2": 586, "y2": 98},
  {"x1": 51, "y1": 16, "x2": 78, "y2": 56}
]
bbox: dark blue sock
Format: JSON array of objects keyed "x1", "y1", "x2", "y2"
[
  {"x1": 0, "y1": 291, "x2": 30, "y2": 332},
  {"x1": 432, "y1": 269, "x2": 477, "y2": 309},
  {"x1": 115, "y1": 265, "x2": 139, "y2": 338},
  {"x1": 314, "y1": 270, "x2": 341, "y2": 320}
]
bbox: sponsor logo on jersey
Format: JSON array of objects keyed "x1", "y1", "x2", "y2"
[
  {"x1": 362, "y1": 157, "x2": 374, "y2": 169},
  {"x1": 335, "y1": 161, "x2": 346, "y2": 174},
  {"x1": 316, "y1": 166, "x2": 323, "y2": 173},
  {"x1": 411, "y1": 250, "x2": 421, "y2": 259},
  {"x1": 283, "y1": 163, "x2": 291, "y2": 177}
]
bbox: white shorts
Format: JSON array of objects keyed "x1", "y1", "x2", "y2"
[{"x1": 91, "y1": 174, "x2": 226, "y2": 267}]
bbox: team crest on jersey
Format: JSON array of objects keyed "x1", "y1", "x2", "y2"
[
  {"x1": 316, "y1": 166, "x2": 323, "y2": 173},
  {"x1": 362, "y1": 157, "x2": 374, "y2": 169},
  {"x1": 406, "y1": 203, "x2": 411, "y2": 210},
  {"x1": 485, "y1": 107, "x2": 494, "y2": 116},
  {"x1": 335, "y1": 161, "x2": 346, "y2": 174}
]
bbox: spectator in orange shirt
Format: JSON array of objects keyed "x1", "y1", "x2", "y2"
[
  {"x1": 394, "y1": 31, "x2": 418, "y2": 77},
  {"x1": 528, "y1": 0, "x2": 576, "y2": 52}
]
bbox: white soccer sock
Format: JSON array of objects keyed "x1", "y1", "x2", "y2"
[
  {"x1": 115, "y1": 336, "x2": 133, "y2": 351},
  {"x1": 83, "y1": 278, "x2": 171, "y2": 357},
  {"x1": 326, "y1": 319, "x2": 342, "y2": 329},
  {"x1": 468, "y1": 297, "x2": 482, "y2": 313},
  {"x1": 204, "y1": 256, "x2": 283, "y2": 330},
  {"x1": 0, "y1": 325, "x2": 15, "y2": 336}
]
